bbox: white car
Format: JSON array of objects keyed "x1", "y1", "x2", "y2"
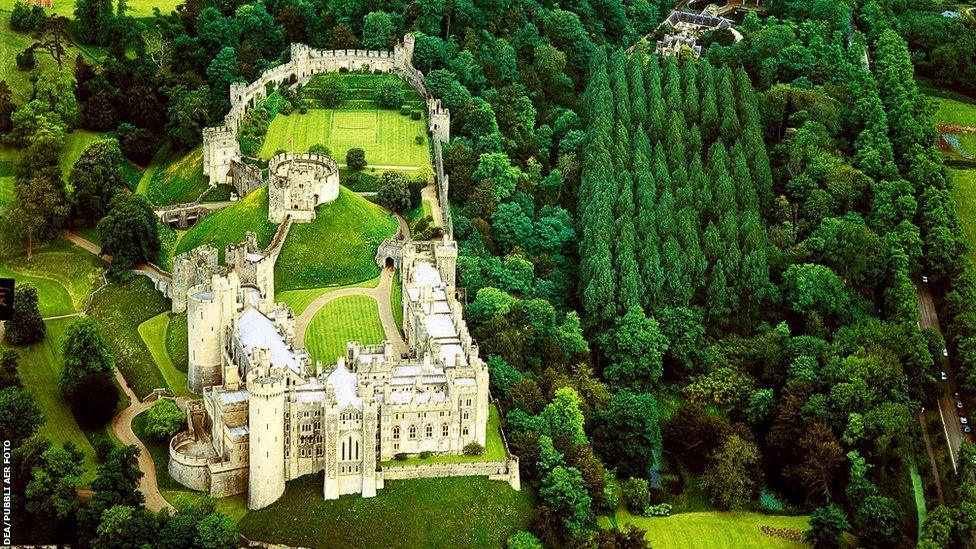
[
  {"x1": 962, "y1": 417, "x2": 969, "y2": 425},
  {"x1": 922, "y1": 275, "x2": 929, "y2": 283},
  {"x1": 944, "y1": 348, "x2": 950, "y2": 358}
]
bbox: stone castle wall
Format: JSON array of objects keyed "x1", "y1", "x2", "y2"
[{"x1": 380, "y1": 457, "x2": 520, "y2": 491}]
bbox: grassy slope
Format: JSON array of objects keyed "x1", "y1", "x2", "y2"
[
  {"x1": 0, "y1": 0, "x2": 183, "y2": 18},
  {"x1": 166, "y1": 312, "x2": 188, "y2": 373},
  {"x1": 0, "y1": 240, "x2": 101, "y2": 317},
  {"x1": 144, "y1": 144, "x2": 210, "y2": 206},
  {"x1": 5, "y1": 318, "x2": 100, "y2": 484},
  {"x1": 605, "y1": 508, "x2": 810, "y2": 549},
  {"x1": 89, "y1": 277, "x2": 172, "y2": 398},
  {"x1": 0, "y1": 14, "x2": 83, "y2": 102},
  {"x1": 275, "y1": 276, "x2": 380, "y2": 315},
  {"x1": 382, "y1": 404, "x2": 506, "y2": 466},
  {"x1": 275, "y1": 187, "x2": 396, "y2": 290},
  {"x1": 304, "y1": 294, "x2": 385, "y2": 365},
  {"x1": 391, "y1": 272, "x2": 402, "y2": 332},
  {"x1": 131, "y1": 410, "x2": 249, "y2": 520},
  {"x1": 259, "y1": 108, "x2": 430, "y2": 168},
  {"x1": 173, "y1": 185, "x2": 278, "y2": 261},
  {"x1": 239, "y1": 474, "x2": 534, "y2": 548},
  {"x1": 137, "y1": 313, "x2": 190, "y2": 397},
  {"x1": 952, "y1": 168, "x2": 976, "y2": 264},
  {"x1": 925, "y1": 86, "x2": 976, "y2": 128}
]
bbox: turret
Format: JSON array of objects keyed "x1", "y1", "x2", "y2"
[
  {"x1": 247, "y1": 365, "x2": 286, "y2": 510},
  {"x1": 186, "y1": 272, "x2": 239, "y2": 394}
]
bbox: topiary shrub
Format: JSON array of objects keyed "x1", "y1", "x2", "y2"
[
  {"x1": 463, "y1": 441, "x2": 485, "y2": 455},
  {"x1": 346, "y1": 147, "x2": 367, "y2": 169},
  {"x1": 394, "y1": 452, "x2": 408, "y2": 461},
  {"x1": 400, "y1": 105, "x2": 411, "y2": 116},
  {"x1": 415, "y1": 135, "x2": 423, "y2": 145},
  {"x1": 410, "y1": 109, "x2": 422, "y2": 120},
  {"x1": 419, "y1": 450, "x2": 433, "y2": 459},
  {"x1": 16, "y1": 49, "x2": 36, "y2": 71}
]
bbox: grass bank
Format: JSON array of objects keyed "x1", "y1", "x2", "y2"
[{"x1": 304, "y1": 295, "x2": 385, "y2": 365}]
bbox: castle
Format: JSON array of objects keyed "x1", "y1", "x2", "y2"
[{"x1": 168, "y1": 234, "x2": 501, "y2": 510}]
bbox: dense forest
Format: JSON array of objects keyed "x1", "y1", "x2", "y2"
[{"x1": 3, "y1": 0, "x2": 976, "y2": 544}]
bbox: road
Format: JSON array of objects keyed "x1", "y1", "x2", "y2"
[{"x1": 917, "y1": 282, "x2": 964, "y2": 472}]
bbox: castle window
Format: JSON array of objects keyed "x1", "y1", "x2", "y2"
[
  {"x1": 442, "y1": 424, "x2": 449, "y2": 437},
  {"x1": 466, "y1": 398, "x2": 472, "y2": 407},
  {"x1": 462, "y1": 427, "x2": 469, "y2": 436},
  {"x1": 462, "y1": 411, "x2": 469, "y2": 420},
  {"x1": 426, "y1": 424, "x2": 433, "y2": 438},
  {"x1": 393, "y1": 426, "x2": 401, "y2": 439},
  {"x1": 409, "y1": 425, "x2": 417, "y2": 439}
]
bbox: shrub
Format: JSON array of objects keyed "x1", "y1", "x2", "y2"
[
  {"x1": 400, "y1": 105, "x2": 411, "y2": 116},
  {"x1": 375, "y1": 79, "x2": 404, "y2": 109},
  {"x1": 621, "y1": 477, "x2": 652, "y2": 514},
  {"x1": 308, "y1": 143, "x2": 332, "y2": 157},
  {"x1": 146, "y1": 399, "x2": 186, "y2": 440},
  {"x1": 309, "y1": 73, "x2": 348, "y2": 106},
  {"x1": 414, "y1": 165, "x2": 434, "y2": 185},
  {"x1": 6, "y1": 284, "x2": 44, "y2": 345},
  {"x1": 117, "y1": 123, "x2": 157, "y2": 165},
  {"x1": 463, "y1": 441, "x2": 485, "y2": 455},
  {"x1": 642, "y1": 503, "x2": 673, "y2": 517},
  {"x1": 68, "y1": 371, "x2": 119, "y2": 426},
  {"x1": 419, "y1": 450, "x2": 433, "y2": 459},
  {"x1": 280, "y1": 101, "x2": 294, "y2": 115},
  {"x1": 346, "y1": 147, "x2": 367, "y2": 169},
  {"x1": 759, "y1": 490, "x2": 785, "y2": 513},
  {"x1": 415, "y1": 135, "x2": 424, "y2": 145},
  {"x1": 394, "y1": 452, "x2": 408, "y2": 461},
  {"x1": 506, "y1": 530, "x2": 544, "y2": 549},
  {"x1": 11, "y1": 1, "x2": 46, "y2": 31},
  {"x1": 16, "y1": 49, "x2": 36, "y2": 71},
  {"x1": 299, "y1": 104, "x2": 308, "y2": 114},
  {"x1": 411, "y1": 109, "x2": 422, "y2": 120},
  {"x1": 760, "y1": 526, "x2": 804, "y2": 542}
]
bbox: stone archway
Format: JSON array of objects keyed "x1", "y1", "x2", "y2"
[{"x1": 385, "y1": 257, "x2": 395, "y2": 269}]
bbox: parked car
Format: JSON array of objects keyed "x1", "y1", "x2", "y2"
[
  {"x1": 923, "y1": 275, "x2": 929, "y2": 283},
  {"x1": 961, "y1": 417, "x2": 969, "y2": 425},
  {"x1": 965, "y1": 425, "x2": 972, "y2": 435},
  {"x1": 942, "y1": 371, "x2": 949, "y2": 381},
  {"x1": 944, "y1": 348, "x2": 950, "y2": 358}
]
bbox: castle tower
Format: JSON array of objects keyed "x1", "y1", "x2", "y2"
[
  {"x1": 203, "y1": 127, "x2": 240, "y2": 184},
  {"x1": 394, "y1": 34, "x2": 415, "y2": 70},
  {"x1": 247, "y1": 367, "x2": 286, "y2": 510},
  {"x1": 434, "y1": 237, "x2": 458, "y2": 289},
  {"x1": 186, "y1": 273, "x2": 239, "y2": 394}
]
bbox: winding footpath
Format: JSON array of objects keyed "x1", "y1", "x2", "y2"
[{"x1": 64, "y1": 230, "x2": 172, "y2": 512}]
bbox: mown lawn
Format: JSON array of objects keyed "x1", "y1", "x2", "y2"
[
  {"x1": 0, "y1": 239, "x2": 102, "y2": 317},
  {"x1": 602, "y1": 508, "x2": 810, "y2": 549},
  {"x1": 5, "y1": 318, "x2": 101, "y2": 484},
  {"x1": 88, "y1": 277, "x2": 172, "y2": 398},
  {"x1": 304, "y1": 295, "x2": 384, "y2": 365},
  {"x1": 239, "y1": 474, "x2": 535, "y2": 548},
  {"x1": 131, "y1": 410, "x2": 249, "y2": 521},
  {"x1": 173, "y1": 185, "x2": 278, "y2": 261},
  {"x1": 391, "y1": 272, "x2": 403, "y2": 332},
  {"x1": 144, "y1": 144, "x2": 210, "y2": 206},
  {"x1": 275, "y1": 276, "x2": 380, "y2": 315},
  {"x1": 138, "y1": 313, "x2": 190, "y2": 397},
  {"x1": 0, "y1": 0, "x2": 183, "y2": 18},
  {"x1": 925, "y1": 85, "x2": 976, "y2": 127},
  {"x1": 259, "y1": 108, "x2": 430, "y2": 168},
  {"x1": 381, "y1": 404, "x2": 506, "y2": 466},
  {"x1": 275, "y1": 187, "x2": 396, "y2": 290},
  {"x1": 951, "y1": 168, "x2": 976, "y2": 264},
  {"x1": 0, "y1": 14, "x2": 85, "y2": 102},
  {"x1": 166, "y1": 312, "x2": 188, "y2": 374}
]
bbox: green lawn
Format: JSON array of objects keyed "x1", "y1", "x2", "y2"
[
  {"x1": 131, "y1": 410, "x2": 249, "y2": 521},
  {"x1": 951, "y1": 168, "x2": 976, "y2": 264},
  {"x1": 239, "y1": 474, "x2": 535, "y2": 548},
  {"x1": 0, "y1": 176, "x2": 13, "y2": 209},
  {"x1": 89, "y1": 277, "x2": 172, "y2": 398},
  {"x1": 5, "y1": 318, "x2": 100, "y2": 484},
  {"x1": 138, "y1": 313, "x2": 191, "y2": 397},
  {"x1": 275, "y1": 187, "x2": 397, "y2": 290},
  {"x1": 60, "y1": 130, "x2": 106, "y2": 179},
  {"x1": 0, "y1": 239, "x2": 102, "y2": 317},
  {"x1": 381, "y1": 404, "x2": 507, "y2": 466},
  {"x1": 275, "y1": 276, "x2": 380, "y2": 315},
  {"x1": 173, "y1": 185, "x2": 278, "y2": 261},
  {"x1": 166, "y1": 312, "x2": 188, "y2": 374},
  {"x1": 304, "y1": 295, "x2": 385, "y2": 365},
  {"x1": 924, "y1": 85, "x2": 976, "y2": 127},
  {"x1": 0, "y1": 0, "x2": 183, "y2": 18},
  {"x1": 603, "y1": 508, "x2": 810, "y2": 549},
  {"x1": 259, "y1": 108, "x2": 431, "y2": 168},
  {"x1": 143, "y1": 144, "x2": 210, "y2": 206},
  {"x1": 391, "y1": 272, "x2": 403, "y2": 332},
  {"x1": 0, "y1": 14, "x2": 87, "y2": 102}
]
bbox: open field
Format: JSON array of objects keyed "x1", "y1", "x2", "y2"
[
  {"x1": 304, "y1": 295, "x2": 385, "y2": 365},
  {"x1": 0, "y1": 0, "x2": 183, "y2": 18},
  {"x1": 602, "y1": 508, "x2": 810, "y2": 549},
  {"x1": 0, "y1": 14, "x2": 86, "y2": 102},
  {"x1": 275, "y1": 276, "x2": 380, "y2": 315},
  {"x1": 239, "y1": 474, "x2": 535, "y2": 548},
  {"x1": 143, "y1": 144, "x2": 209, "y2": 205},
  {"x1": 951, "y1": 168, "x2": 976, "y2": 263},
  {"x1": 381, "y1": 405, "x2": 506, "y2": 466},
  {"x1": 89, "y1": 277, "x2": 173, "y2": 398},
  {"x1": 131, "y1": 410, "x2": 249, "y2": 521},
  {"x1": 5, "y1": 318, "x2": 101, "y2": 484},
  {"x1": 925, "y1": 85, "x2": 976, "y2": 128},
  {"x1": 173, "y1": 185, "x2": 278, "y2": 261},
  {"x1": 275, "y1": 187, "x2": 397, "y2": 290},
  {"x1": 4, "y1": 240, "x2": 103, "y2": 312},
  {"x1": 259, "y1": 108, "x2": 430, "y2": 168},
  {"x1": 138, "y1": 313, "x2": 190, "y2": 397}
]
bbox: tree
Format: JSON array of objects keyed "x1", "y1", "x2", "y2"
[
  {"x1": 0, "y1": 81, "x2": 16, "y2": 135},
  {"x1": 854, "y1": 495, "x2": 902, "y2": 547},
  {"x1": 472, "y1": 152, "x2": 521, "y2": 203},
  {"x1": 506, "y1": 530, "x2": 544, "y2": 549},
  {"x1": 806, "y1": 503, "x2": 851, "y2": 549},
  {"x1": 163, "y1": 85, "x2": 210, "y2": 149},
  {"x1": 6, "y1": 283, "x2": 46, "y2": 345},
  {"x1": 0, "y1": 387, "x2": 43, "y2": 446},
  {"x1": 98, "y1": 193, "x2": 161, "y2": 270},
  {"x1": 598, "y1": 306, "x2": 669, "y2": 391},
  {"x1": 537, "y1": 387, "x2": 588, "y2": 446},
  {"x1": 6, "y1": 173, "x2": 69, "y2": 259},
  {"x1": 314, "y1": 73, "x2": 348, "y2": 107},
  {"x1": 146, "y1": 399, "x2": 187, "y2": 440},
  {"x1": 0, "y1": 349, "x2": 20, "y2": 389},
  {"x1": 11, "y1": 2, "x2": 47, "y2": 31},
  {"x1": 377, "y1": 171, "x2": 412, "y2": 212},
  {"x1": 25, "y1": 442, "x2": 84, "y2": 542},
  {"x1": 31, "y1": 16, "x2": 71, "y2": 69},
  {"x1": 539, "y1": 465, "x2": 592, "y2": 537},
  {"x1": 308, "y1": 143, "x2": 332, "y2": 157},
  {"x1": 74, "y1": 0, "x2": 114, "y2": 45},
  {"x1": 93, "y1": 505, "x2": 155, "y2": 548},
  {"x1": 346, "y1": 147, "x2": 367, "y2": 170},
  {"x1": 593, "y1": 390, "x2": 661, "y2": 477},
  {"x1": 362, "y1": 11, "x2": 393, "y2": 50},
  {"x1": 700, "y1": 432, "x2": 760, "y2": 510},
  {"x1": 375, "y1": 78, "x2": 404, "y2": 108},
  {"x1": 69, "y1": 139, "x2": 126, "y2": 222},
  {"x1": 194, "y1": 511, "x2": 239, "y2": 548},
  {"x1": 77, "y1": 444, "x2": 146, "y2": 545},
  {"x1": 60, "y1": 317, "x2": 113, "y2": 397},
  {"x1": 9, "y1": 70, "x2": 77, "y2": 147}
]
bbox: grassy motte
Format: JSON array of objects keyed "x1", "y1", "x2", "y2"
[
  {"x1": 173, "y1": 186, "x2": 278, "y2": 261},
  {"x1": 239, "y1": 474, "x2": 534, "y2": 548},
  {"x1": 382, "y1": 404, "x2": 507, "y2": 466},
  {"x1": 304, "y1": 295, "x2": 385, "y2": 365},
  {"x1": 259, "y1": 108, "x2": 430, "y2": 168},
  {"x1": 275, "y1": 187, "x2": 397, "y2": 290},
  {"x1": 144, "y1": 144, "x2": 210, "y2": 206},
  {"x1": 89, "y1": 277, "x2": 171, "y2": 398},
  {"x1": 138, "y1": 313, "x2": 190, "y2": 397}
]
